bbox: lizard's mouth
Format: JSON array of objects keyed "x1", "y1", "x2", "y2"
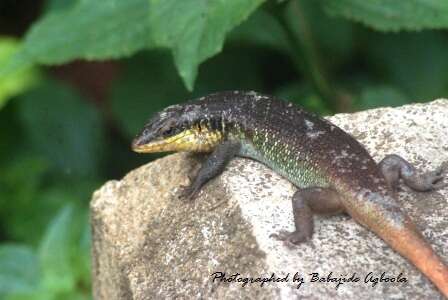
[
  {"x1": 132, "y1": 128, "x2": 223, "y2": 153},
  {"x1": 132, "y1": 131, "x2": 187, "y2": 153}
]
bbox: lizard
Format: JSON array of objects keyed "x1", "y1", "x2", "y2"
[{"x1": 131, "y1": 91, "x2": 448, "y2": 297}]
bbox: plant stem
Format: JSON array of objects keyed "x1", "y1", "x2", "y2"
[{"x1": 275, "y1": 0, "x2": 341, "y2": 111}]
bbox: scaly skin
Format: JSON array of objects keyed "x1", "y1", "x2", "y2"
[{"x1": 132, "y1": 91, "x2": 448, "y2": 297}]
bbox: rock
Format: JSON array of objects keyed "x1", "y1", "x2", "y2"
[{"x1": 91, "y1": 99, "x2": 448, "y2": 300}]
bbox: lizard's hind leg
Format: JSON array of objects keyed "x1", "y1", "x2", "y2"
[
  {"x1": 271, "y1": 187, "x2": 344, "y2": 246},
  {"x1": 379, "y1": 154, "x2": 447, "y2": 192}
]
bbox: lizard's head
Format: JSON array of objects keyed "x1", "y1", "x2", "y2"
[{"x1": 132, "y1": 103, "x2": 223, "y2": 153}]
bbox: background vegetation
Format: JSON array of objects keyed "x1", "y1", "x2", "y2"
[{"x1": 1, "y1": 0, "x2": 448, "y2": 298}]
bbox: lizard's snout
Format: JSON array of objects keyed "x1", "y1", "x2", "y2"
[{"x1": 131, "y1": 132, "x2": 152, "y2": 152}]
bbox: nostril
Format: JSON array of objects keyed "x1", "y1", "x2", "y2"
[{"x1": 132, "y1": 136, "x2": 144, "y2": 149}]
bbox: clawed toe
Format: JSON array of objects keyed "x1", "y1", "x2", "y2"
[
  {"x1": 270, "y1": 230, "x2": 309, "y2": 246},
  {"x1": 420, "y1": 170, "x2": 447, "y2": 191},
  {"x1": 269, "y1": 230, "x2": 291, "y2": 241},
  {"x1": 437, "y1": 161, "x2": 448, "y2": 175},
  {"x1": 433, "y1": 182, "x2": 448, "y2": 190},
  {"x1": 430, "y1": 161, "x2": 448, "y2": 179},
  {"x1": 177, "y1": 185, "x2": 198, "y2": 201}
]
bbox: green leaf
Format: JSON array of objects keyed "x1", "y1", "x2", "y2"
[
  {"x1": 38, "y1": 205, "x2": 77, "y2": 293},
  {"x1": 37, "y1": 205, "x2": 91, "y2": 297},
  {"x1": 148, "y1": 0, "x2": 266, "y2": 90},
  {"x1": 0, "y1": 37, "x2": 39, "y2": 109},
  {"x1": 18, "y1": 79, "x2": 104, "y2": 179},
  {"x1": 1, "y1": 204, "x2": 92, "y2": 299},
  {"x1": 322, "y1": 0, "x2": 448, "y2": 31},
  {"x1": 0, "y1": 155, "x2": 49, "y2": 244},
  {"x1": 43, "y1": 0, "x2": 77, "y2": 13},
  {"x1": 0, "y1": 244, "x2": 39, "y2": 295},
  {"x1": 0, "y1": 0, "x2": 152, "y2": 77}
]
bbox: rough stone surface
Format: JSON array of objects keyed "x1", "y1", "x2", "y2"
[{"x1": 91, "y1": 99, "x2": 448, "y2": 300}]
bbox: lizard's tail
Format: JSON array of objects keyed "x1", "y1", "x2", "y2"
[
  {"x1": 363, "y1": 212, "x2": 448, "y2": 298},
  {"x1": 344, "y1": 184, "x2": 448, "y2": 297}
]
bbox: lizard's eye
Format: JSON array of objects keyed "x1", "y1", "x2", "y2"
[
  {"x1": 160, "y1": 123, "x2": 183, "y2": 138},
  {"x1": 157, "y1": 118, "x2": 178, "y2": 137},
  {"x1": 162, "y1": 127, "x2": 175, "y2": 136}
]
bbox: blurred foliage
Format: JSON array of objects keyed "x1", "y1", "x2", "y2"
[
  {"x1": 0, "y1": 37, "x2": 39, "y2": 109},
  {"x1": 323, "y1": 0, "x2": 448, "y2": 31},
  {"x1": 147, "y1": 0, "x2": 265, "y2": 89},
  {"x1": 19, "y1": 80, "x2": 104, "y2": 179},
  {"x1": 0, "y1": 0, "x2": 448, "y2": 298}
]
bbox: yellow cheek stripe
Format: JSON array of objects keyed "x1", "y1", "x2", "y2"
[{"x1": 132, "y1": 127, "x2": 223, "y2": 153}]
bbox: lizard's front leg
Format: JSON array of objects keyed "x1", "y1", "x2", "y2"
[
  {"x1": 178, "y1": 140, "x2": 240, "y2": 201},
  {"x1": 379, "y1": 154, "x2": 447, "y2": 192},
  {"x1": 271, "y1": 187, "x2": 344, "y2": 246}
]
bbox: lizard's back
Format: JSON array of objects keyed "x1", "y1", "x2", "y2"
[{"x1": 197, "y1": 91, "x2": 388, "y2": 198}]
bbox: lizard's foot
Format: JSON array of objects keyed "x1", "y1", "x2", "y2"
[
  {"x1": 270, "y1": 229, "x2": 310, "y2": 247},
  {"x1": 419, "y1": 164, "x2": 447, "y2": 188},
  {"x1": 177, "y1": 141, "x2": 241, "y2": 202},
  {"x1": 177, "y1": 172, "x2": 201, "y2": 201},
  {"x1": 177, "y1": 184, "x2": 200, "y2": 202},
  {"x1": 270, "y1": 187, "x2": 342, "y2": 248},
  {"x1": 380, "y1": 155, "x2": 448, "y2": 192},
  {"x1": 406, "y1": 161, "x2": 448, "y2": 191}
]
